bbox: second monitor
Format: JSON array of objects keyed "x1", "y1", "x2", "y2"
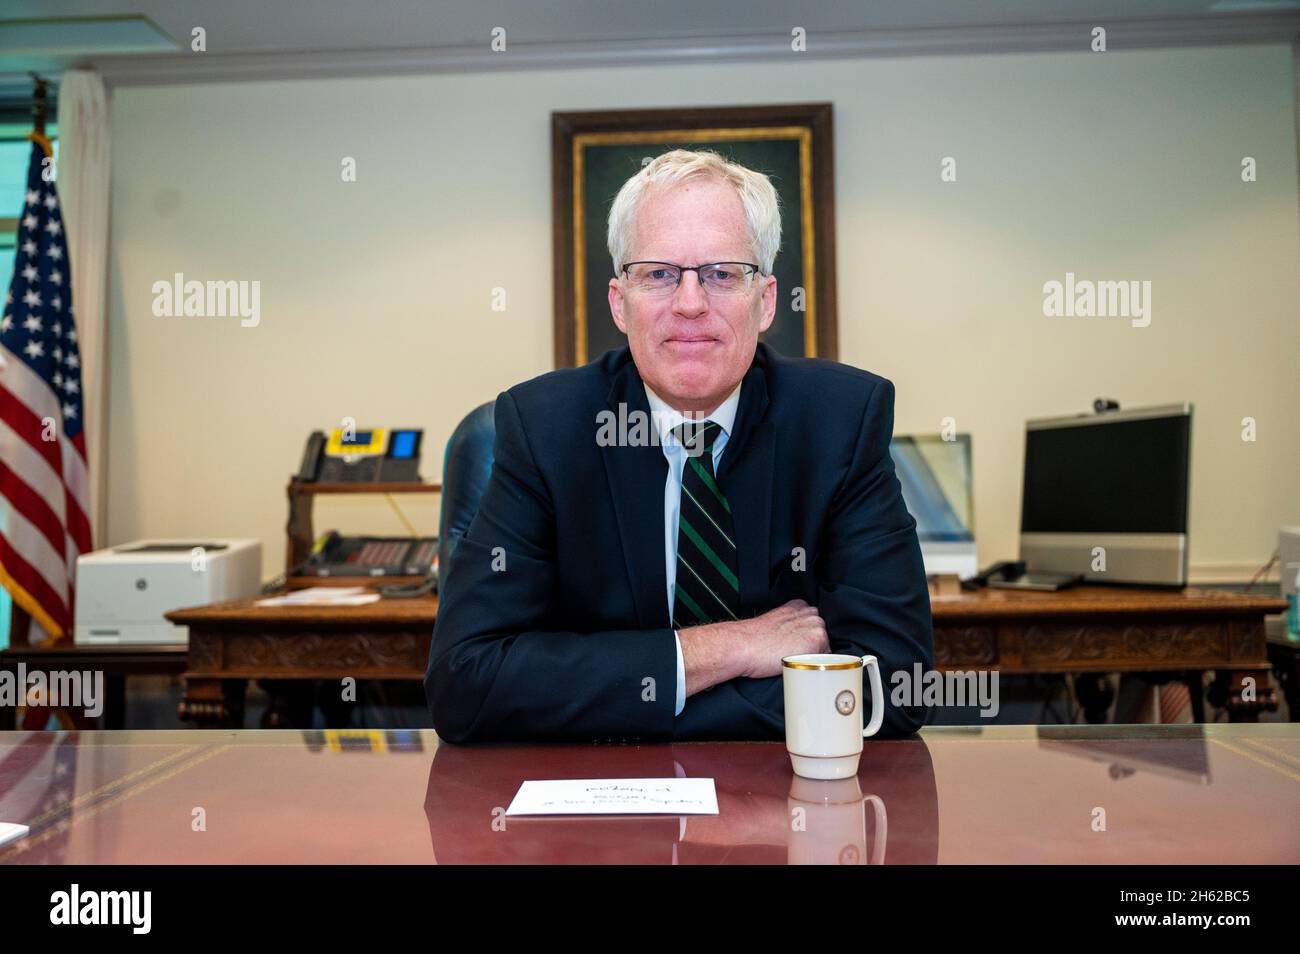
[{"x1": 891, "y1": 434, "x2": 977, "y2": 579}]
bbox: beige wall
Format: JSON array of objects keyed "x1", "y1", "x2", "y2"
[{"x1": 105, "y1": 44, "x2": 1300, "y2": 582}]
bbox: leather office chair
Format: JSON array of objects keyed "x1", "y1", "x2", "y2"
[{"x1": 437, "y1": 401, "x2": 496, "y2": 594}]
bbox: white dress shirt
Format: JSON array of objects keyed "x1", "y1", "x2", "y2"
[{"x1": 643, "y1": 380, "x2": 744, "y2": 716}]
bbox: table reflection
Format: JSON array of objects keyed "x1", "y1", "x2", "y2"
[
  {"x1": 1037, "y1": 724, "x2": 1211, "y2": 784},
  {"x1": 0, "y1": 725, "x2": 1293, "y2": 864},
  {"x1": 423, "y1": 740, "x2": 939, "y2": 864}
]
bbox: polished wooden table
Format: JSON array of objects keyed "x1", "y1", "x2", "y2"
[
  {"x1": 931, "y1": 586, "x2": 1286, "y2": 722},
  {"x1": 166, "y1": 593, "x2": 437, "y2": 727},
  {"x1": 0, "y1": 724, "x2": 1295, "y2": 864}
]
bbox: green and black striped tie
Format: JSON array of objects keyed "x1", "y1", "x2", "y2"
[{"x1": 671, "y1": 421, "x2": 741, "y2": 627}]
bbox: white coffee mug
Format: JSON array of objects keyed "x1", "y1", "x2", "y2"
[
  {"x1": 782, "y1": 653, "x2": 885, "y2": 780},
  {"x1": 786, "y1": 775, "x2": 889, "y2": 866}
]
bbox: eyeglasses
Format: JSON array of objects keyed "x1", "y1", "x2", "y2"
[{"x1": 620, "y1": 261, "x2": 761, "y2": 297}]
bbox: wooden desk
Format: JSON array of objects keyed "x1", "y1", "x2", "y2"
[
  {"x1": 166, "y1": 593, "x2": 437, "y2": 728},
  {"x1": 0, "y1": 724, "x2": 1295, "y2": 864},
  {"x1": 931, "y1": 586, "x2": 1287, "y2": 722},
  {"x1": 0, "y1": 644, "x2": 188, "y2": 730},
  {"x1": 166, "y1": 584, "x2": 1283, "y2": 728}
]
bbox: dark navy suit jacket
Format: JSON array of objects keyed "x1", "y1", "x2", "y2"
[{"x1": 425, "y1": 342, "x2": 933, "y2": 742}]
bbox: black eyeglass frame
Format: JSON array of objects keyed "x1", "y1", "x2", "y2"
[{"x1": 618, "y1": 261, "x2": 764, "y2": 286}]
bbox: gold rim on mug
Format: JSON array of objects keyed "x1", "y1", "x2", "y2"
[{"x1": 782, "y1": 657, "x2": 863, "y2": 671}]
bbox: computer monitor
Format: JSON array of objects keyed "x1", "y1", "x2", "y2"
[
  {"x1": 890, "y1": 434, "x2": 977, "y2": 578},
  {"x1": 1018, "y1": 403, "x2": 1192, "y2": 586}
]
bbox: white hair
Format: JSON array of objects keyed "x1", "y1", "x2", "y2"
[{"x1": 606, "y1": 148, "x2": 782, "y2": 277}]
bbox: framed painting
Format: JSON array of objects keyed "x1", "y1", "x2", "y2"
[{"x1": 551, "y1": 102, "x2": 837, "y2": 367}]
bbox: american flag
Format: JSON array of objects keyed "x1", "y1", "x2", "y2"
[{"x1": 0, "y1": 136, "x2": 92, "y2": 644}]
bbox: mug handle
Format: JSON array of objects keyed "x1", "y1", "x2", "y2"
[
  {"x1": 861, "y1": 655, "x2": 885, "y2": 738},
  {"x1": 864, "y1": 794, "x2": 888, "y2": 865}
]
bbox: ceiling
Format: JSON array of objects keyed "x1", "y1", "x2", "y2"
[{"x1": 0, "y1": 0, "x2": 1297, "y2": 89}]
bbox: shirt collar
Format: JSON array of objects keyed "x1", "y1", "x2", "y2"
[{"x1": 643, "y1": 379, "x2": 743, "y2": 447}]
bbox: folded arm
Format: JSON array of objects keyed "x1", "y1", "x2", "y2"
[{"x1": 425, "y1": 390, "x2": 677, "y2": 743}]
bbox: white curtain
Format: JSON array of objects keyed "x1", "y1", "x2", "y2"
[{"x1": 56, "y1": 69, "x2": 111, "y2": 545}]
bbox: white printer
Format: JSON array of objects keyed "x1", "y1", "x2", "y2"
[{"x1": 74, "y1": 539, "x2": 262, "y2": 646}]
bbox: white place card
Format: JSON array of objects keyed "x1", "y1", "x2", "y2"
[
  {"x1": 256, "y1": 588, "x2": 380, "y2": 607},
  {"x1": 505, "y1": 778, "x2": 718, "y2": 816}
]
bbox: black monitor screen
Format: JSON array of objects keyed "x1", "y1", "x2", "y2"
[{"x1": 1021, "y1": 413, "x2": 1190, "y2": 534}]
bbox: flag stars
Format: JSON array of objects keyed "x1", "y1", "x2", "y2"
[{"x1": 7, "y1": 164, "x2": 81, "y2": 430}]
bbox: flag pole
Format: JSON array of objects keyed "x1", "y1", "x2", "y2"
[{"x1": 28, "y1": 73, "x2": 52, "y2": 157}]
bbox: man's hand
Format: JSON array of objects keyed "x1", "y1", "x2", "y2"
[
  {"x1": 679, "y1": 599, "x2": 830, "y2": 697},
  {"x1": 732, "y1": 599, "x2": 831, "y2": 678}
]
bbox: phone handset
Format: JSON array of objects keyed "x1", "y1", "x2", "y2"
[
  {"x1": 962, "y1": 560, "x2": 1026, "y2": 590},
  {"x1": 296, "y1": 431, "x2": 326, "y2": 482}
]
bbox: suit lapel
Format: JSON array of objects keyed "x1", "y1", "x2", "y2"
[
  {"x1": 716, "y1": 353, "x2": 773, "y2": 618},
  {"x1": 601, "y1": 357, "x2": 670, "y2": 629},
  {"x1": 600, "y1": 345, "x2": 775, "y2": 627}
]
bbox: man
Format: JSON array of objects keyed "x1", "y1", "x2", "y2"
[{"x1": 426, "y1": 149, "x2": 932, "y2": 742}]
